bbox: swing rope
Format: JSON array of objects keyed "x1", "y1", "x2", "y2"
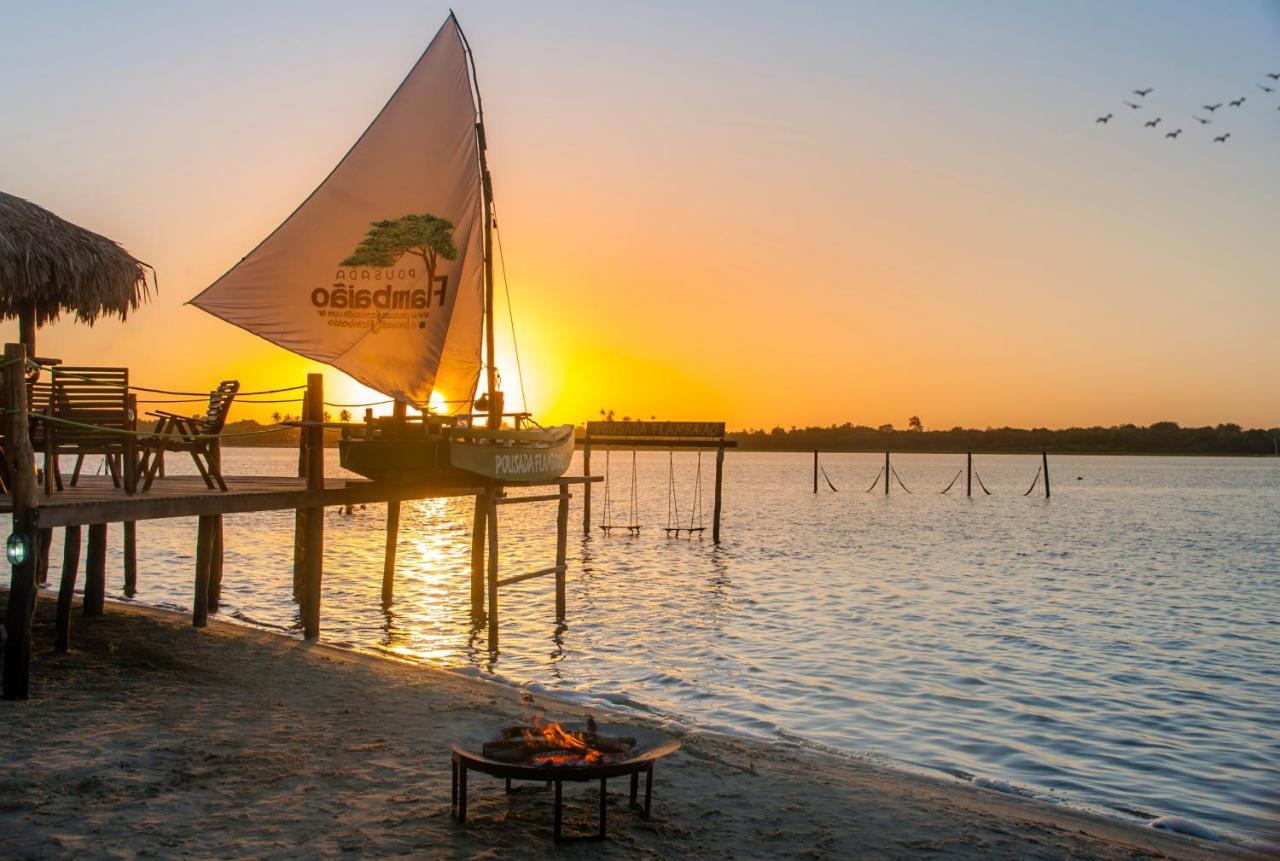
[
  {"x1": 666, "y1": 449, "x2": 681, "y2": 534},
  {"x1": 940, "y1": 469, "x2": 963, "y2": 494},
  {"x1": 820, "y1": 465, "x2": 839, "y2": 492},
  {"x1": 1023, "y1": 465, "x2": 1041, "y2": 496},
  {"x1": 864, "y1": 467, "x2": 884, "y2": 493},
  {"x1": 599, "y1": 447, "x2": 613, "y2": 531},
  {"x1": 973, "y1": 469, "x2": 991, "y2": 495},
  {"x1": 688, "y1": 450, "x2": 705, "y2": 534},
  {"x1": 627, "y1": 449, "x2": 641, "y2": 532},
  {"x1": 891, "y1": 465, "x2": 913, "y2": 494}
]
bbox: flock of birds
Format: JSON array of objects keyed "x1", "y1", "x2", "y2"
[{"x1": 1095, "y1": 72, "x2": 1280, "y2": 142}]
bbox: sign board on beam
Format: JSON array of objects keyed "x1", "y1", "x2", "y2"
[{"x1": 586, "y1": 421, "x2": 726, "y2": 439}]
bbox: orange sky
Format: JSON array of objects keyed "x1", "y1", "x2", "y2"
[{"x1": 4, "y1": 2, "x2": 1278, "y2": 430}]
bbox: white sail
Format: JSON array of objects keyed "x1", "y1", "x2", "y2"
[{"x1": 190, "y1": 14, "x2": 483, "y2": 409}]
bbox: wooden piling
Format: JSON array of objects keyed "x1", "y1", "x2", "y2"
[
  {"x1": 193, "y1": 514, "x2": 215, "y2": 627},
  {"x1": 207, "y1": 441, "x2": 223, "y2": 611},
  {"x1": 54, "y1": 525, "x2": 81, "y2": 654},
  {"x1": 3, "y1": 342, "x2": 39, "y2": 699},
  {"x1": 582, "y1": 439, "x2": 592, "y2": 536},
  {"x1": 966, "y1": 452, "x2": 972, "y2": 498},
  {"x1": 470, "y1": 493, "x2": 486, "y2": 619},
  {"x1": 1042, "y1": 451, "x2": 1050, "y2": 499},
  {"x1": 381, "y1": 499, "x2": 400, "y2": 608},
  {"x1": 555, "y1": 482, "x2": 569, "y2": 620},
  {"x1": 37, "y1": 528, "x2": 51, "y2": 585},
  {"x1": 813, "y1": 450, "x2": 819, "y2": 494},
  {"x1": 208, "y1": 518, "x2": 224, "y2": 612},
  {"x1": 83, "y1": 523, "x2": 107, "y2": 617},
  {"x1": 712, "y1": 445, "x2": 725, "y2": 544},
  {"x1": 292, "y1": 392, "x2": 310, "y2": 602},
  {"x1": 300, "y1": 374, "x2": 325, "y2": 639},
  {"x1": 123, "y1": 521, "x2": 138, "y2": 597},
  {"x1": 884, "y1": 452, "x2": 890, "y2": 496},
  {"x1": 486, "y1": 491, "x2": 500, "y2": 652}
]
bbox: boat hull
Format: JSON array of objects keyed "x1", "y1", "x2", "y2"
[
  {"x1": 447, "y1": 425, "x2": 575, "y2": 482},
  {"x1": 339, "y1": 424, "x2": 575, "y2": 484}
]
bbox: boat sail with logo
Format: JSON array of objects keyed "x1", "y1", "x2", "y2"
[{"x1": 191, "y1": 13, "x2": 574, "y2": 484}]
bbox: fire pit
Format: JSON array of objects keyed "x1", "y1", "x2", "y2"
[{"x1": 451, "y1": 717, "x2": 680, "y2": 842}]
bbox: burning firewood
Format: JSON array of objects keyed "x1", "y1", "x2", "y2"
[{"x1": 482, "y1": 721, "x2": 636, "y2": 764}]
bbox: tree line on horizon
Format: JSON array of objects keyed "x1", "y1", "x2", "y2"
[{"x1": 727, "y1": 420, "x2": 1280, "y2": 455}]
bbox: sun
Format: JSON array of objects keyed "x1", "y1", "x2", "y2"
[{"x1": 427, "y1": 390, "x2": 448, "y2": 414}]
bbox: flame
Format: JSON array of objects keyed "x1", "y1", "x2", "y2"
[{"x1": 523, "y1": 721, "x2": 604, "y2": 767}]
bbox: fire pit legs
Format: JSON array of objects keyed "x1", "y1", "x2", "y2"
[
  {"x1": 552, "y1": 778, "x2": 607, "y2": 843},
  {"x1": 629, "y1": 764, "x2": 654, "y2": 817}
]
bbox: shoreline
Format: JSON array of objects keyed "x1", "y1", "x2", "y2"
[{"x1": 2, "y1": 593, "x2": 1267, "y2": 859}]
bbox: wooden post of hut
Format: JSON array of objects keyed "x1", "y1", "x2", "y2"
[
  {"x1": 1042, "y1": 451, "x2": 1050, "y2": 499},
  {"x1": 300, "y1": 375, "x2": 325, "y2": 639},
  {"x1": 192, "y1": 514, "x2": 216, "y2": 627},
  {"x1": 712, "y1": 444, "x2": 725, "y2": 544},
  {"x1": 207, "y1": 433, "x2": 224, "y2": 612},
  {"x1": 2, "y1": 342, "x2": 40, "y2": 699},
  {"x1": 123, "y1": 394, "x2": 139, "y2": 596}
]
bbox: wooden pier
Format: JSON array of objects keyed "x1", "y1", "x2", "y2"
[{"x1": 1, "y1": 350, "x2": 599, "y2": 699}]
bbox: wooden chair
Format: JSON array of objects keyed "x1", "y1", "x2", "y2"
[
  {"x1": 47, "y1": 366, "x2": 136, "y2": 493},
  {"x1": 138, "y1": 381, "x2": 240, "y2": 491}
]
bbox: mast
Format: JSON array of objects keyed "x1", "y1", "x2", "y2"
[{"x1": 457, "y1": 15, "x2": 501, "y2": 429}]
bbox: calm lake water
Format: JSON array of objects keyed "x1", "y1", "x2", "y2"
[{"x1": 43, "y1": 449, "x2": 1280, "y2": 846}]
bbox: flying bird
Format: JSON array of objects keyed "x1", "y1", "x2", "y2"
[
  {"x1": 1267, "y1": 73, "x2": 1280, "y2": 80},
  {"x1": 1203, "y1": 103, "x2": 1222, "y2": 112},
  {"x1": 1213, "y1": 133, "x2": 1230, "y2": 143},
  {"x1": 1144, "y1": 117, "x2": 1162, "y2": 127},
  {"x1": 1164, "y1": 129, "x2": 1182, "y2": 139},
  {"x1": 1229, "y1": 97, "x2": 1246, "y2": 107},
  {"x1": 1258, "y1": 84, "x2": 1275, "y2": 93},
  {"x1": 1193, "y1": 116, "x2": 1210, "y2": 124},
  {"x1": 1123, "y1": 100, "x2": 1143, "y2": 109},
  {"x1": 1096, "y1": 113, "x2": 1113, "y2": 124},
  {"x1": 1133, "y1": 88, "x2": 1153, "y2": 97}
]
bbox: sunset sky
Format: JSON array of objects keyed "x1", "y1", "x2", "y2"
[{"x1": 3, "y1": 1, "x2": 1278, "y2": 430}]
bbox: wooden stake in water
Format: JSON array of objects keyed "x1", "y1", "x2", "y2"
[
  {"x1": 1042, "y1": 451, "x2": 1051, "y2": 499},
  {"x1": 884, "y1": 452, "x2": 890, "y2": 496},
  {"x1": 712, "y1": 445, "x2": 725, "y2": 544},
  {"x1": 813, "y1": 450, "x2": 819, "y2": 494},
  {"x1": 966, "y1": 452, "x2": 972, "y2": 498}
]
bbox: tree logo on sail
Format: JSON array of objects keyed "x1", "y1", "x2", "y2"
[{"x1": 313, "y1": 213, "x2": 457, "y2": 331}]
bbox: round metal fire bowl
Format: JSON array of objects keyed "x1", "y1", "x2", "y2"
[
  {"x1": 452, "y1": 723, "x2": 679, "y2": 781},
  {"x1": 450, "y1": 723, "x2": 680, "y2": 842}
]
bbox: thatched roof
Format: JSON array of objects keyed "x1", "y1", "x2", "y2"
[{"x1": 0, "y1": 191, "x2": 153, "y2": 328}]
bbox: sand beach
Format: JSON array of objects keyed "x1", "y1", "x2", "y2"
[{"x1": 1, "y1": 595, "x2": 1265, "y2": 860}]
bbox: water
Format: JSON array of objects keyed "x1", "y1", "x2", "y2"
[{"x1": 44, "y1": 449, "x2": 1280, "y2": 846}]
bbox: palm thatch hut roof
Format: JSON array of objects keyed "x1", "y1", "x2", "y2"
[{"x1": 0, "y1": 191, "x2": 153, "y2": 354}]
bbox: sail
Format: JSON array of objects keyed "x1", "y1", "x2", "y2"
[{"x1": 190, "y1": 14, "x2": 483, "y2": 409}]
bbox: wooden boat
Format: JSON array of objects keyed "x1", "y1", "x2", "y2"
[{"x1": 190, "y1": 14, "x2": 573, "y2": 484}]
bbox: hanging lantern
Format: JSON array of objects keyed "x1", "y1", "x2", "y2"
[{"x1": 7, "y1": 532, "x2": 29, "y2": 565}]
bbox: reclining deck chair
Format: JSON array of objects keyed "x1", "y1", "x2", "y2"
[{"x1": 138, "y1": 380, "x2": 239, "y2": 491}]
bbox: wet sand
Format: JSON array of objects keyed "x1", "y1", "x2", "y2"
[{"x1": 0, "y1": 596, "x2": 1265, "y2": 859}]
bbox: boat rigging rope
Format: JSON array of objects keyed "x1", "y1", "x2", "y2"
[
  {"x1": 491, "y1": 204, "x2": 528, "y2": 415},
  {"x1": 863, "y1": 467, "x2": 884, "y2": 493}
]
